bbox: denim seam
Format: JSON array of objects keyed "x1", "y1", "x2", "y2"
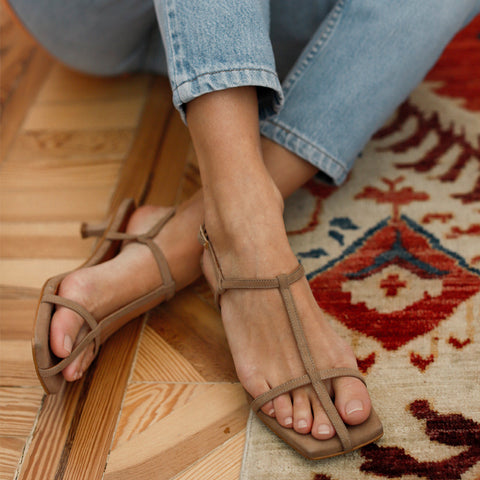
[
  {"x1": 172, "y1": 67, "x2": 280, "y2": 95},
  {"x1": 282, "y1": 0, "x2": 349, "y2": 100},
  {"x1": 261, "y1": 119, "x2": 347, "y2": 174}
]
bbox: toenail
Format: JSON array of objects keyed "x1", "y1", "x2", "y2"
[
  {"x1": 284, "y1": 417, "x2": 293, "y2": 427},
  {"x1": 317, "y1": 424, "x2": 331, "y2": 435},
  {"x1": 346, "y1": 399, "x2": 364, "y2": 416},
  {"x1": 297, "y1": 419, "x2": 308, "y2": 429},
  {"x1": 64, "y1": 335, "x2": 73, "y2": 354},
  {"x1": 268, "y1": 408, "x2": 275, "y2": 417}
]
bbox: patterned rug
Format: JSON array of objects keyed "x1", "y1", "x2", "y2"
[{"x1": 240, "y1": 16, "x2": 480, "y2": 480}]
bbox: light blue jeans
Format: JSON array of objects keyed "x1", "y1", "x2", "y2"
[{"x1": 9, "y1": 0, "x2": 480, "y2": 185}]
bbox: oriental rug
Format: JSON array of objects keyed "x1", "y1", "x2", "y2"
[{"x1": 240, "y1": 15, "x2": 480, "y2": 480}]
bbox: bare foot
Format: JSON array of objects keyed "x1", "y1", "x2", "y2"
[
  {"x1": 202, "y1": 183, "x2": 371, "y2": 439},
  {"x1": 49, "y1": 200, "x2": 203, "y2": 381}
]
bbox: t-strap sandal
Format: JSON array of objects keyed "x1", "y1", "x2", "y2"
[
  {"x1": 32, "y1": 199, "x2": 176, "y2": 394},
  {"x1": 198, "y1": 225, "x2": 383, "y2": 460}
]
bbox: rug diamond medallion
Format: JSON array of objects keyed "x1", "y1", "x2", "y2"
[{"x1": 309, "y1": 179, "x2": 480, "y2": 351}]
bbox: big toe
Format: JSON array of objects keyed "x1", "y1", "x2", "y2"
[
  {"x1": 50, "y1": 304, "x2": 89, "y2": 381},
  {"x1": 50, "y1": 305, "x2": 83, "y2": 359},
  {"x1": 334, "y1": 376, "x2": 372, "y2": 426},
  {"x1": 49, "y1": 273, "x2": 93, "y2": 381}
]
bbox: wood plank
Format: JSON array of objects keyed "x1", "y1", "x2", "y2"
[
  {"x1": 22, "y1": 98, "x2": 145, "y2": 131},
  {"x1": 109, "y1": 76, "x2": 174, "y2": 211},
  {"x1": 17, "y1": 380, "x2": 87, "y2": 480},
  {"x1": 104, "y1": 384, "x2": 249, "y2": 480},
  {"x1": 113, "y1": 383, "x2": 212, "y2": 449},
  {"x1": 0, "y1": 297, "x2": 37, "y2": 340},
  {"x1": 0, "y1": 285, "x2": 39, "y2": 300},
  {"x1": 0, "y1": 436, "x2": 25, "y2": 480},
  {"x1": 147, "y1": 290, "x2": 237, "y2": 382},
  {"x1": 7, "y1": 129, "x2": 134, "y2": 163},
  {"x1": 174, "y1": 431, "x2": 245, "y2": 480},
  {"x1": 0, "y1": 222, "x2": 95, "y2": 259},
  {"x1": 0, "y1": 387, "x2": 43, "y2": 436},
  {"x1": 132, "y1": 324, "x2": 205, "y2": 382},
  {"x1": 36, "y1": 65, "x2": 150, "y2": 104},
  {"x1": 0, "y1": 259, "x2": 82, "y2": 289},
  {"x1": 0, "y1": 340, "x2": 40, "y2": 387},
  {"x1": 0, "y1": 159, "x2": 121, "y2": 189},
  {"x1": 0, "y1": 188, "x2": 112, "y2": 222},
  {"x1": 61, "y1": 318, "x2": 144, "y2": 480}
]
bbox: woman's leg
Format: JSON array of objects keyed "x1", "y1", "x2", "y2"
[{"x1": 187, "y1": 86, "x2": 370, "y2": 438}]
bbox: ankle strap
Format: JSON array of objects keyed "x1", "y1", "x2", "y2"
[
  {"x1": 198, "y1": 225, "x2": 304, "y2": 307},
  {"x1": 105, "y1": 208, "x2": 176, "y2": 301}
]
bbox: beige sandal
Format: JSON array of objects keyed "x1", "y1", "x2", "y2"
[
  {"x1": 198, "y1": 225, "x2": 383, "y2": 460},
  {"x1": 32, "y1": 199, "x2": 176, "y2": 394}
]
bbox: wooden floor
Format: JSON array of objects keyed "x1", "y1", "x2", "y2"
[{"x1": 0, "y1": 5, "x2": 247, "y2": 479}]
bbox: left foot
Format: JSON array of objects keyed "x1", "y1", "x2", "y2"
[{"x1": 49, "y1": 198, "x2": 204, "y2": 381}]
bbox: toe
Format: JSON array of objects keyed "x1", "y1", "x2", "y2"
[
  {"x1": 273, "y1": 393, "x2": 294, "y2": 429},
  {"x1": 333, "y1": 376, "x2": 371, "y2": 426},
  {"x1": 247, "y1": 378, "x2": 276, "y2": 417},
  {"x1": 49, "y1": 273, "x2": 95, "y2": 382},
  {"x1": 310, "y1": 392, "x2": 335, "y2": 440},
  {"x1": 292, "y1": 388, "x2": 313, "y2": 434},
  {"x1": 50, "y1": 306, "x2": 84, "y2": 360},
  {"x1": 53, "y1": 321, "x2": 91, "y2": 382}
]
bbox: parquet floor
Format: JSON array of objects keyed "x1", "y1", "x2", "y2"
[{"x1": 0, "y1": 5, "x2": 247, "y2": 479}]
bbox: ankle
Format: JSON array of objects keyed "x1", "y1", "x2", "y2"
[{"x1": 205, "y1": 174, "x2": 284, "y2": 236}]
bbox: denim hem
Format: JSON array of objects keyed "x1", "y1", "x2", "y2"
[
  {"x1": 260, "y1": 119, "x2": 349, "y2": 185},
  {"x1": 172, "y1": 67, "x2": 284, "y2": 123}
]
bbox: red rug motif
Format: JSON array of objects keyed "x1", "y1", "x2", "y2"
[{"x1": 241, "y1": 14, "x2": 480, "y2": 480}]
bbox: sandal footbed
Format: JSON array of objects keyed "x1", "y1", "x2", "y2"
[{"x1": 254, "y1": 400, "x2": 383, "y2": 460}]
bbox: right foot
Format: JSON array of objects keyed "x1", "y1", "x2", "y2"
[
  {"x1": 49, "y1": 200, "x2": 203, "y2": 381},
  {"x1": 202, "y1": 182, "x2": 372, "y2": 440}
]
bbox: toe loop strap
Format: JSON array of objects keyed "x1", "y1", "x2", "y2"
[
  {"x1": 41, "y1": 293, "x2": 101, "y2": 357},
  {"x1": 311, "y1": 367, "x2": 367, "y2": 386},
  {"x1": 38, "y1": 327, "x2": 102, "y2": 377},
  {"x1": 250, "y1": 374, "x2": 311, "y2": 413}
]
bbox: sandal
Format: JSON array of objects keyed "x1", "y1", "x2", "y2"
[
  {"x1": 32, "y1": 199, "x2": 176, "y2": 394},
  {"x1": 198, "y1": 225, "x2": 383, "y2": 460}
]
